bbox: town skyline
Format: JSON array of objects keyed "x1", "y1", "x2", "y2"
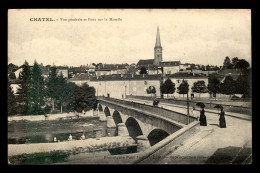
[{"x1": 8, "y1": 9, "x2": 251, "y2": 67}]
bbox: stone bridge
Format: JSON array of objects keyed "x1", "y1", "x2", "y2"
[{"x1": 97, "y1": 97, "x2": 198, "y2": 150}]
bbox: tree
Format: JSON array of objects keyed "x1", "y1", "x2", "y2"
[
  {"x1": 139, "y1": 66, "x2": 147, "y2": 74},
  {"x1": 68, "y1": 72, "x2": 73, "y2": 79},
  {"x1": 177, "y1": 80, "x2": 190, "y2": 123},
  {"x1": 8, "y1": 80, "x2": 16, "y2": 116},
  {"x1": 56, "y1": 73, "x2": 67, "y2": 113},
  {"x1": 63, "y1": 82, "x2": 77, "y2": 112},
  {"x1": 191, "y1": 81, "x2": 207, "y2": 100},
  {"x1": 16, "y1": 61, "x2": 32, "y2": 115},
  {"x1": 233, "y1": 59, "x2": 250, "y2": 71},
  {"x1": 161, "y1": 78, "x2": 176, "y2": 98},
  {"x1": 46, "y1": 66, "x2": 58, "y2": 111},
  {"x1": 75, "y1": 84, "x2": 97, "y2": 113},
  {"x1": 177, "y1": 80, "x2": 189, "y2": 99},
  {"x1": 146, "y1": 86, "x2": 156, "y2": 97},
  {"x1": 219, "y1": 75, "x2": 237, "y2": 97},
  {"x1": 236, "y1": 70, "x2": 251, "y2": 98},
  {"x1": 207, "y1": 74, "x2": 221, "y2": 100},
  {"x1": 9, "y1": 72, "x2": 16, "y2": 80},
  {"x1": 29, "y1": 61, "x2": 46, "y2": 115},
  {"x1": 232, "y1": 57, "x2": 239, "y2": 67},
  {"x1": 8, "y1": 63, "x2": 18, "y2": 74},
  {"x1": 223, "y1": 56, "x2": 233, "y2": 69}
]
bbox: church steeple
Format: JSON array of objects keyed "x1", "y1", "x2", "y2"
[
  {"x1": 155, "y1": 26, "x2": 162, "y2": 48},
  {"x1": 154, "y1": 26, "x2": 162, "y2": 65}
]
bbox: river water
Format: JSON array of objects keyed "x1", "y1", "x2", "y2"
[
  {"x1": 8, "y1": 116, "x2": 138, "y2": 164},
  {"x1": 8, "y1": 117, "x2": 111, "y2": 144}
]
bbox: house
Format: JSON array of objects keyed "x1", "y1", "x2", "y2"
[
  {"x1": 179, "y1": 63, "x2": 195, "y2": 72},
  {"x1": 168, "y1": 72, "x2": 209, "y2": 98},
  {"x1": 95, "y1": 64, "x2": 129, "y2": 77},
  {"x1": 95, "y1": 69, "x2": 112, "y2": 77},
  {"x1": 67, "y1": 73, "x2": 90, "y2": 86},
  {"x1": 127, "y1": 65, "x2": 139, "y2": 75},
  {"x1": 137, "y1": 59, "x2": 155, "y2": 68},
  {"x1": 159, "y1": 61, "x2": 180, "y2": 75},
  {"x1": 56, "y1": 67, "x2": 69, "y2": 78},
  {"x1": 137, "y1": 64, "x2": 161, "y2": 75}
]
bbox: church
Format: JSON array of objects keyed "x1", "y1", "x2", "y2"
[{"x1": 137, "y1": 27, "x2": 180, "y2": 75}]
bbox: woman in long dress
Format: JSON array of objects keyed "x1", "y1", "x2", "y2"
[
  {"x1": 219, "y1": 108, "x2": 226, "y2": 128},
  {"x1": 199, "y1": 107, "x2": 207, "y2": 126}
]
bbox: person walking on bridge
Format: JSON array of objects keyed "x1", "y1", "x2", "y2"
[
  {"x1": 199, "y1": 106, "x2": 207, "y2": 126},
  {"x1": 219, "y1": 107, "x2": 226, "y2": 128}
]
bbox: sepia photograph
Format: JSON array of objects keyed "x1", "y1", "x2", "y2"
[{"x1": 7, "y1": 9, "x2": 252, "y2": 164}]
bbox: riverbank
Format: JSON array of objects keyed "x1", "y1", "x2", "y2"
[
  {"x1": 8, "y1": 136, "x2": 136, "y2": 164},
  {"x1": 8, "y1": 111, "x2": 97, "y2": 122}
]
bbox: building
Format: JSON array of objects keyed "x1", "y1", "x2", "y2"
[
  {"x1": 57, "y1": 68, "x2": 69, "y2": 78},
  {"x1": 159, "y1": 61, "x2": 180, "y2": 75},
  {"x1": 67, "y1": 73, "x2": 90, "y2": 86},
  {"x1": 154, "y1": 26, "x2": 163, "y2": 65},
  {"x1": 168, "y1": 72, "x2": 209, "y2": 98},
  {"x1": 89, "y1": 74, "x2": 161, "y2": 99},
  {"x1": 95, "y1": 64, "x2": 128, "y2": 77},
  {"x1": 137, "y1": 26, "x2": 163, "y2": 68},
  {"x1": 95, "y1": 69, "x2": 112, "y2": 77}
]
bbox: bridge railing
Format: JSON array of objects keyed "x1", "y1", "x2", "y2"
[
  {"x1": 126, "y1": 95, "x2": 252, "y2": 116},
  {"x1": 97, "y1": 96, "x2": 197, "y2": 125}
]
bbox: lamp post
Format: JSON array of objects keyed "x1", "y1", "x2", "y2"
[
  {"x1": 158, "y1": 66, "x2": 164, "y2": 99},
  {"x1": 182, "y1": 78, "x2": 190, "y2": 124},
  {"x1": 125, "y1": 85, "x2": 127, "y2": 99},
  {"x1": 187, "y1": 91, "x2": 190, "y2": 124}
]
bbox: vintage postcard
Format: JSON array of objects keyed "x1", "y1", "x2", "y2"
[{"x1": 8, "y1": 9, "x2": 252, "y2": 164}]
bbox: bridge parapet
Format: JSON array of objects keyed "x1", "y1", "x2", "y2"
[
  {"x1": 133, "y1": 121, "x2": 200, "y2": 164},
  {"x1": 97, "y1": 96, "x2": 197, "y2": 125}
]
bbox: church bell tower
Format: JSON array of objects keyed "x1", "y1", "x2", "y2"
[{"x1": 154, "y1": 26, "x2": 162, "y2": 65}]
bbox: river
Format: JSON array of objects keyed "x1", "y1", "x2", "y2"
[{"x1": 8, "y1": 116, "x2": 138, "y2": 164}]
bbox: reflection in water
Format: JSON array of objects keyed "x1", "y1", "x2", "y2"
[
  {"x1": 8, "y1": 129, "x2": 110, "y2": 144},
  {"x1": 8, "y1": 118, "x2": 111, "y2": 144}
]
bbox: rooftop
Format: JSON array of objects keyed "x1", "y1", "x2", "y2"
[
  {"x1": 90, "y1": 74, "x2": 161, "y2": 81},
  {"x1": 159, "y1": 61, "x2": 180, "y2": 66},
  {"x1": 169, "y1": 72, "x2": 208, "y2": 78},
  {"x1": 67, "y1": 73, "x2": 90, "y2": 82},
  {"x1": 137, "y1": 59, "x2": 154, "y2": 66}
]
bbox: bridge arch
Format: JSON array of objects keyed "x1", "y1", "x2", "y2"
[
  {"x1": 147, "y1": 129, "x2": 170, "y2": 146},
  {"x1": 98, "y1": 104, "x2": 103, "y2": 111},
  {"x1": 112, "y1": 110, "x2": 123, "y2": 125},
  {"x1": 104, "y1": 106, "x2": 111, "y2": 117},
  {"x1": 125, "y1": 117, "x2": 143, "y2": 141}
]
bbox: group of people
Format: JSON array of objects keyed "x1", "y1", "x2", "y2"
[
  {"x1": 191, "y1": 106, "x2": 226, "y2": 128},
  {"x1": 53, "y1": 133, "x2": 86, "y2": 142}
]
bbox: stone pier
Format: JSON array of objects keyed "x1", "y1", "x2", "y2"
[
  {"x1": 93, "y1": 110, "x2": 98, "y2": 117},
  {"x1": 106, "y1": 127, "x2": 116, "y2": 137},
  {"x1": 136, "y1": 135, "x2": 151, "y2": 152},
  {"x1": 117, "y1": 123, "x2": 129, "y2": 136},
  {"x1": 98, "y1": 111, "x2": 107, "y2": 121},
  {"x1": 106, "y1": 116, "x2": 116, "y2": 128}
]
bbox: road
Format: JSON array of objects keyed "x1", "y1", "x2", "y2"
[{"x1": 124, "y1": 98, "x2": 252, "y2": 164}]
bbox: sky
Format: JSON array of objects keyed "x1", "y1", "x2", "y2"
[{"x1": 8, "y1": 9, "x2": 251, "y2": 67}]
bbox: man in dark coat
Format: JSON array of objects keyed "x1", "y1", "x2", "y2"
[
  {"x1": 219, "y1": 108, "x2": 226, "y2": 128},
  {"x1": 199, "y1": 106, "x2": 207, "y2": 126},
  {"x1": 153, "y1": 98, "x2": 159, "y2": 107}
]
